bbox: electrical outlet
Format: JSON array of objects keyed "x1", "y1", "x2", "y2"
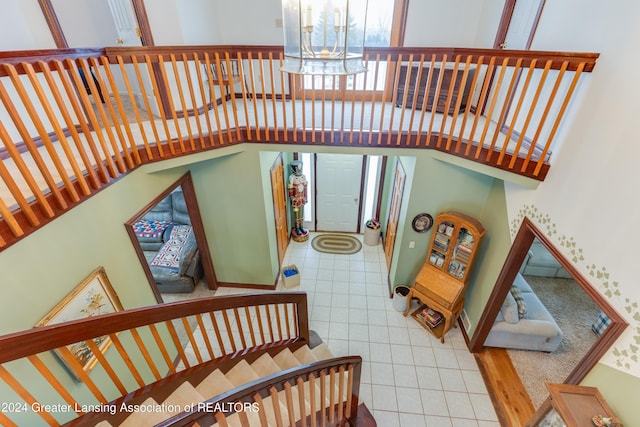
[
  {"x1": 275, "y1": 18, "x2": 283, "y2": 28},
  {"x1": 409, "y1": 241, "x2": 415, "y2": 248}
]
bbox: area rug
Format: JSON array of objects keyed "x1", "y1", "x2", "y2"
[
  {"x1": 311, "y1": 234, "x2": 362, "y2": 255},
  {"x1": 507, "y1": 276, "x2": 600, "y2": 408}
]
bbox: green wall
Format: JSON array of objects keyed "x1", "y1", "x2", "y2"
[{"x1": 582, "y1": 363, "x2": 640, "y2": 425}]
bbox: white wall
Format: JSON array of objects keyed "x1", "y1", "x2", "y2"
[
  {"x1": 178, "y1": 0, "x2": 220, "y2": 45},
  {"x1": 504, "y1": 0, "x2": 640, "y2": 377},
  {"x1": 0, "y1": 0, "x2": 55, "y2": 50},
  {"x1": 51, "y1": 0, "x2": 119, "y2": 48}
]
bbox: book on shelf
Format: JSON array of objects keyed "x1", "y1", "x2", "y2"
[{"x1": 418, "y1": 307, "x2": 443, "y2": 327}]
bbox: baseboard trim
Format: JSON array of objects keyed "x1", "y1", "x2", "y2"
[{"x1": 217, "y1": 282, "x2": 277, "y2": 291}]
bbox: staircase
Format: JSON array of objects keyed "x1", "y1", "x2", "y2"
[
  {"x1": 0, "y1": 293, "x2": 371, "y2": 427},
  {"x1": 110, "y1": 344, "x2": 340, "y2": 427}
]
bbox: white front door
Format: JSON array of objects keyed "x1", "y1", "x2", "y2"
[
  {"x1": 107, "y1": 0, "x2": 143, "y2": 46},
  {"x1": 315, "y1": 154, "x2": 363, "y2": 232}
]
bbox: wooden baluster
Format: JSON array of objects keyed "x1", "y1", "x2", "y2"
[
  {"x1": 233, "y1": 307, "x2": 247, "y2": 349},
  {"x1": 0, "y1": 365, "x2": 60, "y2": 426},
  {"x1": 115, "y1": 55, "x2": 153, "y2": 159},
  {"x1": 358, "y1": 54, "x2": 370, "y2": 144},
  {"x1": 0, "y1": 194, "x2": 23, "y2": 238},
  {"x1": 26, "y1": 356, "x2": 78, "y2": 411},
  {"x1": 77, "y1": 58, "x2": 127, "y2": 173},
  {"x1": 368, "y1": 54, "x2": 382, "y2": 145},
  {"x1": 195, "y1": 313, "x2": 215, "y2": 360},
  {"x1": 337, "y1": 366, "x2": 345, "y2": 421},
  {"x1": 274, "y1": 303, "x2": 283, "y2": 341},
  {"x1": 534, "y1": 62, "x2": 585, "y2": 176},
  {"x1": 319, "y1": 370, "x2": 327, "y2": 427},
  {"x1": 309, "y1": 373, "x2": 317, "y2": 427},
  {"x1": 246, "y1": 52, "x2": 258, "y2": 140},
  {"x1": 203, "y1": 53, "x2": 224, "y2": 146},
  {"x1": 0, "y1": 122, "x2": 40, "y2": 226},
  {"x1": 129, "y1": 328, "x2": 162, "y2": 380},
  {"x1": 209, "y1": 311, "x2": 227, "y2": 357},
  {"x1": 283, "y1": 303, "x2": 292, "y2": 340},
  {"x1": 476, "y1": 57, "x2": 510, "y2": 159},
  {"x1": 165, "y1": 319, "x2": 191, "y2": 369},
  {"x1": 0, "y1": 72, "x2": 69, "y2": 209},
  {"x1": 416, "y1": 54, "x2": 437, "y2": 146},
  {"x1": 345, "y1": 364, "x2": 354, "y2": 418},
  {"x1": 300, "y1": 75, "x2": 308, "y2": 143},
  {"x1": 284, "y1": 382, "x2": 297, "y2": 427},
  {"x1": 456, "y1": 56, "x2": 485, "y2": 153},
  {"x1": 255, "y1": 305, "x2": 266, "y2": 346},
  {"x1": 436, "y1": 55, "x2": 461, "y2": 148},
  {"x1": 394, "y1": 54, "x2": 412, "y2": 145},
  {"x1": 269, "y1": 386, "x2": 285, "y2": 427},
  {"x1": 328, "y1": 368, "x2": 336, "y2": 424},
  {"x1": 257, "y1": 53, "x2": 269, "y2": 142},
  {"x1": 214, "y1": 412, "x2": 230, "y2": 427},
  {"x1": 267, "y1": 53, "x2": 278, "y2": 141},
  {"x1": 278, "y1": 52, "x2": 288, "y2": 142},
  {"x1": 445, "y1": 56, "x2": 473, "y2": 151},
  {"x1": 237, "y1": 410, "x2": 251, "y2": 427},
  {"x1": 237, "y1": 52, "x2": 252, "y2": 135},
  {"x1": 97, "y1": 56, "x2": 141, "y2": 166},
  {"x1": 63, "y1": 59, "x2": 119, "y2": 178},
  {"x1": 88, "y1": 57, "x2": 135, "y2": 169},
  {"x1": 521, "y1": 61, "x2": 569, "y2": 172},
  {"x1": 310, "y1": 72, "x2": 317, "y2": 143},
  {"x1": 406, "y1": 54, "x2": 425, "y2": 146},
  {"x1": 57, "y1": 346, "x2": 107, "y2": 401},
  {"x1": 466, "y1": 57, "x2": 496, "y2": 156},
  {"x1": 148, "y1": 323, "x2": 177, "y2": 374},
  {"x1": 265, "y1": 304, "x2": 275, "y2": 342},
  {"x1": 181, "y1": 317, "x2": 203, "y2": 364},
  {"x1": 223, "y1": 53, "x2": 241, "y2": 142},
  {"x1": 349, "y1": 67, "x2": 359, "y2": 144},
  {"x1": 85, "y1": 338, "x2": 128, "y2": 394},
  {"x1": 192, "y1": 53, "x2": 215, "y2": 148},
  {"x1": 486, "y1": 58, "x2": 523, "y2": 161},
  {"x1": 330, "y1": 75, "x2": 337, "y2": 142},
  {"x1": 144, "y1": 54, "x2": 174, "y2": 153},
  {"x1": 244, "y1": 306, "x2": 256, "y2": 347},
  {"x1": 498, "y1": 59, "x2": 538, "y2": 165},
  {"x1": 213, "y1": 52, "x2": 233, "y2": 142},
  {"x1": 181, "y1": 53, "x2": 205, "y2": 149},
  {"x1": 222, "y1": 309, "x2": 237, "y2": 353},
  {"x1": 169, "y1": 54, "x2": 195, "y2": 151},
  {"x1": 159, "y1": 54, "x2": 186, "y2": 153},
  {"x1": 425, "y1": 54, "x2": 448, "y2": 147},
  {"x1": 297, "y1": 377, "x2": 308, "y2": 427},
  {"x1": 320, "y1": 73, "x2": 326, "y2": 143},
  {"x1": 506, "y1": 60, "x2": 553, "y2": 168},
  {"x1": 0, "y1": 410, "x2": 18, "y2": 427},
  {"x1": 108, "y1": 333, "x2": 145, "y2": 387},
  {"x1": 31, "y1": 61, "x2": 93, "y2": 195},
  {"x1": 131, "y1": 55, "x2": 165, "y2": 156},
  {"x1": 253, "y1": 392, "x2": 270, "y2": 426},
  {"x1": 291, "y1": 71, "x2": 298, "y2": 143}
]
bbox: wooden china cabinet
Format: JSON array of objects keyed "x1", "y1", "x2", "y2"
[{"x1": 403, "y1": 211, "x2": 485, "y2": 342}]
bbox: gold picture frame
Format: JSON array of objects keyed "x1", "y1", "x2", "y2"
[{"x1": 36, "y1": 266, "x2": 123, "y2": 380}]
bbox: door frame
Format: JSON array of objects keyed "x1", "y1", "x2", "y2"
[
  {"x1": 383, "y1": 159, "x2": 405, "y2": 295},
  {"x1": 469, "y1": 217, "x2": 627, "y2": 385},
  {"x1": 124, "y1": 172, "x2": 218, "y2": 303},
  {"x1": 270, "y1": 153, "x2": 289, "y2": 267}
]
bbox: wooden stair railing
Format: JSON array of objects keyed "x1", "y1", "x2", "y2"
[
  {"x1": 156, "y1": 356, "x2": 364, "y2": 427},
  {"x1": 0, "y1": 292, "x2": 310, "y2": 427},
  {"x1": 0, "y1": 46, "x2": 598, "y2": 252}
]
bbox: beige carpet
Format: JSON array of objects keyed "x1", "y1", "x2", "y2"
[{"x1": 507, "y1": 275, "x2": 600, "y2": 408}]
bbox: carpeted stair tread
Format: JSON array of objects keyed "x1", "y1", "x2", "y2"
[
  {"x1": 225, "y1": 359, "x2": 260, "y2": 387},
  {"x1": 293, "y1": 345, "x2": 318, "y2": 365},
  {"x1": 251, "y1": 352, "x2": 283, "y2": 377},
  {"x1": 94, "y1": 421, "x2": 113, "y2": 427},
  {"x1": 119, "y1": 398, "x2": 168, "y2": 427},
  {"x1": 195, "y1": 369, "x2": 235, "y2": 400},
  {"x1": 273, "y1": 347, "x2": 300, "y2": 371},
  {"x1": 311, "y1": 343, "x2": 334, "y2": 361},
  {"x1": 162, "y1": 381, "x2": 205, "y2": 414}
]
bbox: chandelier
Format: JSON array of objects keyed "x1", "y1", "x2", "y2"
[{"x1": 281, "y1": 0, "x2": 369, "y2": 75}]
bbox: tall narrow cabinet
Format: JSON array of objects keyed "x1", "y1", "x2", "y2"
[{"x1": 404, "y1": 211, "x2": 485, "y2": 342}]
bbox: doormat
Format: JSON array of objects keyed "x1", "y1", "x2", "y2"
[{"x1": 311, "y1": 234, "x2": 362, "y2": 255}]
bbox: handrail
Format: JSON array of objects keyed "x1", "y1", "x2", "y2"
[
  {"x1": 0, "y1": 45, "x2": 598, "y2": 252},
  {"x1": 0, "y1": 292, "x2": 309, "y2": 426},
  {"x1": 157, "y1": 356, "x2": 363, "y2": 427}
]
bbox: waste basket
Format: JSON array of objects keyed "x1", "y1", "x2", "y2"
[{"x1": 392, "y1": 285, "x2": 410, "y2": 312}]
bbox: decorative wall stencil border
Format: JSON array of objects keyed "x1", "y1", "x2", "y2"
[{"x1": 511, "y1": 204, "x2": 639, "y2": 371}]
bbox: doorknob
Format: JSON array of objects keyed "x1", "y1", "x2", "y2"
[
  {"x1": 116, "y1": 38, "x2": 124, "y2": 45},
  {"x1": 499, "y1": 41, "x2": 507, "y2": 49}
]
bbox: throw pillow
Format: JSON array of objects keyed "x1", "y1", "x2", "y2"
[
  {"x1": 501, "y1": 291, "x2": 519, "y2": 324},
  {"x1": 591, "y1": 311, "x2": 611, "y2": 336},
  {"x1": 510, "y1": 286, "x2": 527, "y2": 319}
]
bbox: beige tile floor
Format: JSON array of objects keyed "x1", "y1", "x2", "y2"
[{"x1": 172, "y1": 232, "x2": 500, "y2": 426}]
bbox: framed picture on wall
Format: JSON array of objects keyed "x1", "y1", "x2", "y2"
[{"x1": 35, "y1": 266, "x2": 123, "y2": 381}]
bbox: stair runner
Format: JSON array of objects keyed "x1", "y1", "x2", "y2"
[{"x1": 95, "y1": 344, "x2": 337, "y2": 427}]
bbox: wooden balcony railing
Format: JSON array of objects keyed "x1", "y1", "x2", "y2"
[
  {"x1": 0, "y1": 292, "x2": 312, "y2": 426},
  {"x1": 0, "y1": 46, "x2": 598, "y2": 251}
]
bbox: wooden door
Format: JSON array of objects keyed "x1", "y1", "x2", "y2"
[
  {"x1": 384, "y1": 160, "x2": 405, "y2": 270},
  {"x1": 271, "y1": 154, "x2": 289, "y2": 266}
]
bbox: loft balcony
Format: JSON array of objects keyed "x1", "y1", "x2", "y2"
[{"x1": 0, "y1": 45, "x2": 598, "y2": 251}]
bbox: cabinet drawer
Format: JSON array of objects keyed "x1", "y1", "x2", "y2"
[{"x1": 414, "y1": 283, "x2": 454, "y2": 310}]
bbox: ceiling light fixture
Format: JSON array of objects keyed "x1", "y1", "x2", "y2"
[{"x1": 281, "y1": 0, "x2": 369, "y2": 75}]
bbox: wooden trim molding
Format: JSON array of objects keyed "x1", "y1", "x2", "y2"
[
  {"x1": 37, "y1": 0, "x2": 68, "y2": 49},
  {"x1": 469, "y1": 217, "x2": 628, "y2": 385}
]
